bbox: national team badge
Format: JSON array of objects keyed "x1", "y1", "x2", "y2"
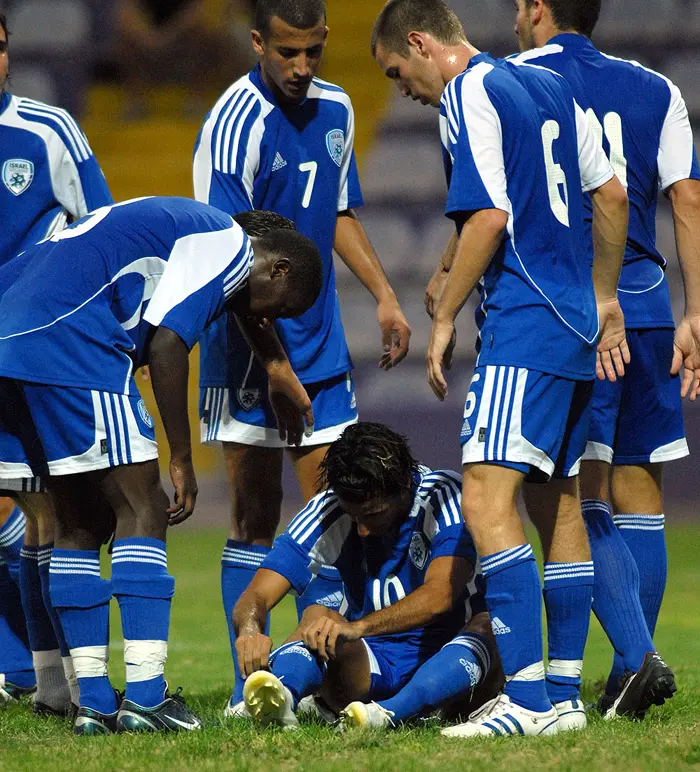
[
  {"x1": 237, "y1": 387, "x2": 261, "y2": 412},
  {"x1": 137, "y1": 399, "x2": 154, "y2": 428},
  {"x1": 2, "y1": 159, "x2": 34, "y2": 196},
  {"x1": 409, "y1": 532, "x2": 428, "y2": 570},
  {"x1": 326, "y1": 129, "x2": 344, "y2": 167}
]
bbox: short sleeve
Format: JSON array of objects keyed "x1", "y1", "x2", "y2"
[
  {"x1": 574, "y1": 100, "x2": 614, "y2": 193},
  {"x1": 143, "y1": 225, "x2": 252, "y2": 349},
  {"x1": 657, "y1": 81, "x2": 700, "y2": 191},
  {"x1": 262, "y1": 534, "x2": 315, "y2": 596},
  {"x1": 442, "y1": 75, "x2": 510, "y2": 219},
  {"x1": 337, "y1": 100, "x2": 364, "y2": 211},
  {"x1": 424, "y1": 473, "x2": 477, "y2": 565}
]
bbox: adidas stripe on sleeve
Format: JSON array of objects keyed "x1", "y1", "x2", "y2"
[
  {"x1": 657, "y1": 81, "x2": 700, "y2": 191},
  {"x1": 422, "y1": 471, "x2": 477, "y2": 564}
]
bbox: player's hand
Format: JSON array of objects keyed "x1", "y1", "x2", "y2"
[
  {"x1": 300, "y1": 615, "x2": 361, "y2": 661},
  {"x1": 236, "y1": 632, "x2": 273, "y2": 678},
  {"x1": 377, "y1": 298, "x2": 411, "y2": 370},
  {"x1": 427, "y1": 317, "x2": 456, "y2": 401},
  {"x1": 596, "y1": 298, "x2": 630, "y2": 382},
  {"x1": 671, "y1": 315, "x2": 700, "y2": 401},
  {"x1": 167, "y1": 455, "x2": 198, "y2": 525},
  {"x1": 267, "y1": 362, "x2": 314, "y2": 446},
  {"x1": 425, "y1": 265, "x2": 449, "y2": 319}
]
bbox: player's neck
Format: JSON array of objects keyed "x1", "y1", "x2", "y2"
[
  {"x1": 539, "y1": 25, "x2": 582, "y2": 47},
  {"x1": 439, "y1": 42, "x2": 479, "y2": 84}
]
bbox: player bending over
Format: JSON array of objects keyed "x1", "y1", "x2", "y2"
[
  {"x1": 232, "y1": 422, "x2": 500, "y2": 729},
  {"x1": 514, "y1": 0, "x2": 699, "y2": 719},
  {"x1": 0, "y1": 10, "x2": 113, "y2": 715},
  {"x1": 373, "y1": 0, "x2": 629, "y2": 737},
  {"x1": 193, "y1": 0, "x2": 411, "y2": 714},
  {"x1": 0, "y1": 197, "x2": 322, "y2": 735}
]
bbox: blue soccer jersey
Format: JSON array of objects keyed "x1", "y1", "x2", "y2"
[
  {"x1": 193, "y1": 65, "x2": 364, "y2": 386},
  {"x1": 0, "y1": 92, "x2": 113, "y2": 264},
  {"x1": 0, "y1": 197, "x2": 252, "y2": 395},
  {"x1": 262, "y1": 467, "x2": 479, "y2": 651},
  {"x1": 441, "y1": 53, "x2": 614, "y2": 380},
  {"x1": 517, "y1": 35, "x2": 700, "y2": 328}
]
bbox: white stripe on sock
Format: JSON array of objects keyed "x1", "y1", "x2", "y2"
[
  {"x1": 33, "y1": 649, "x2": 63, "y2": 671},
  {"x1": 123, "y1": 639, "x2": 167, "y2": 683},
  {"x1": 70, "y1": 645, "x2": 109, "y2": 678},
  {"x1": 505, "y1": 661, "x2": 546, "y2": 682},
  {"x1": 548, "y1": 659, "x2": 582, "y2": 679}
]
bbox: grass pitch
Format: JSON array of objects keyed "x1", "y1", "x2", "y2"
[{"x1": 1, "y1": 526, "x2": 699, "y2": 771}]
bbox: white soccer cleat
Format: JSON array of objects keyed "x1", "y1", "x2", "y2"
[
  {"x1": 339, "y1": 701, "x2": 395, "y2": 730},
  {"x1": 243, "y1": 671, "x2": 299, "y2": 730},
  {"x1": 223, "y1": 698, "x2": 250, "y2": 720},
  {"x1": 440, "y1": 693, "x2": 559, "y2": 738},
  {"x1": 553, "y1": 699, "x2": 587, "y2": 731},
  {"x1": 297, "y1": 694, "x2": 338, "y2": 724}
]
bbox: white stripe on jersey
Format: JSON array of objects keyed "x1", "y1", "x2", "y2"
[
  {"x1": 17, "y1": 98, "x2": 91, "y2": 162},
  {"x1": 289, "y1": 494, "x2": 339, "y2": 544}
]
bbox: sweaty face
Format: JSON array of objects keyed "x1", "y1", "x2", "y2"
[
  {"x1": 337, "y1": 491, "x2": 411, "y2": 539},
  {"x1": 374, "y1": 42, "x2": 445, "y2": 108},
  {"x1": 252, "y1": 16, "x2": 327, "y2": 104},
  {"x1": 514, "y1": 0, "x2": 536, "y2": 52},
  {"x1": 0, "y1": 28, "x2": 8, "y2": 93}
]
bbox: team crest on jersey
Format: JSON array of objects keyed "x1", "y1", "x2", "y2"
[
  {"x1": 409, "y1": 532, "x2": 428, "y2": 570},
  {"x1": 137, "y1": 399, "x2": 154, "y2": 428},
  {"x1": 326, "y1": 129, "x2": 344, "y2": 167},
  {"x1": 2, "y1": 159, "x2": 34, "y2": 196},
  {"x1": 237, "y1": 387, "x2": 261, "y2": 412}
]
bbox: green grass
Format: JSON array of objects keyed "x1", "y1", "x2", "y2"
[{"x1": 1, "y1": 526, "x2": 699, "y2": 771}]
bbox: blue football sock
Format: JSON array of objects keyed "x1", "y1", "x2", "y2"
[
  {"x1": 50, "y1": 549, "x2": 116, "y2": 714},
  {"x1": 0, "y1": 560, "x2": 34, "y2": 687},
  {"x1": 543, "y1": 561, "x2": 594, "y2": 704},
  {"x1": 38, "y1": 544, "x2": 70, "y2": 657},
  {"x1": 379, "y1": 633, "x2": 491, "y2": 722},
  {"x1": 582, "y1": 501, "x2": 652, "y2": 692},
  {"x1": 481, "y1": 544, "x2": 550, "y2": 713},
  {"x1": 20, "y1": 546, "x2": 59, "y2": 653},
  {"x1": 295, "y1": 565, "x2": 344, "y2": 620},
  {"x1": 614, "y1": 514, "x2": 667, "y2": 638},
  {"x1": 0, "y1": 507, "x2": 25, "y2": 582},
  {"x1": 222, "y1": 540, "x2": 270, "y2": 703},
  {"x1": 269, "y1": 640, "x2": 325, "y2": 707},
  {"x1": 112, "y1": 538, "x2": 173, "y2": 708}
]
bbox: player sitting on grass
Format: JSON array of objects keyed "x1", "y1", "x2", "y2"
[
  {"x1": 0, "y1": 197, "x2": 322, "y2": 735},
  {"x1": 233, "y1": 422, "x2": 500, "y2": 729}
]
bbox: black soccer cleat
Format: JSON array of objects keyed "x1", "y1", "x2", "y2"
[
  {"x1": 73, "y1": 706, "x2": 119, "y2": 736},
  {"x1": 0, "y1": 680, "x2": 36, "y2": 704},
  {"x1": 603, "y1": 652, "x2": 676, "y2": 720},
  {"x1": 34, "y1": 700, "x2": 79, "y2": 719},
  {"x1": 116, "y1": 687, "x2": 202, "y2": 733}
]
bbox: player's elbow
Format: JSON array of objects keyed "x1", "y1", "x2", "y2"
[
  {"x1": 595, "y1": 175, "x2": 628, "y2": 214},
  {"x1": 668, "y1": 178, "x2": 700, "y2": 215},
  {"x1": 470, "y1": 208, "x2": 509, "y2": 239},
  {"x1": 428, "y1": 583, "x2": 460, "y2": 616}
]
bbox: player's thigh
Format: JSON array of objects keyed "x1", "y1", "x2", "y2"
[
  {"x1": 612, "y1": 463, "x2": 664, "y2": 515},
  {"x1": 613, "y1": 329, "x2": 687, "y2": 468},
  {"x1": 222, "y1": 442, "x2": 283, "y2": 542},
  {"x1": 47, "y1": 472, "x2": 117, "y2": 549},
  {"x1": 579, "y1": 460, "x2": 612, "y2": 503},
  {"x1": 287, "y1": 444, "x2": 330, "y2": 502},
  {"x1": 15, "y1": 491, "x2": 55, "y2": 545},
  {"x1": 0, "y1": 496, "x2": 15, "y2": 524},
  {"x1": 320, "y1": 639, "x2": 375, "y2": 713}
]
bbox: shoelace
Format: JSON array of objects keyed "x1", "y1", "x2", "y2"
[
  {"x1": 467, "y1": 693, "x2": 507, "y2": 722},
  {"x1": 371, "y1": 702, "x2": 396, "y2": 728}
]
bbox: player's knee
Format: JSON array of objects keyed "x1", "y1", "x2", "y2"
[
  {"x1": 299, "y1": 604, "x2": 342, "y2": 625},
  {"x1": 0, "y1": 495, "x2": 16, "y2": 523}
]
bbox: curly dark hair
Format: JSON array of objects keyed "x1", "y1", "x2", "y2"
[
  {"x1": 233, "y1": 209, "x2": 296, "y2": 236},
  {"x1": 318, "y1": 422, "x2": 420, "y2": 502}
]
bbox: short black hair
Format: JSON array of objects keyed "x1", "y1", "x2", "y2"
[
  {"x1": 372, "y1": 0, "x2": 465, "y2": 57},
  {"x1": 254, "y1": 0, "x2": 326, "y2": 39},
  {"x1": 0, "y1": 13, "x2": 8, "y2": 42},
  {"x1": 234, "y1": 209, "x2": 296, "y2": 237},
  {"x1": 319, "y1": 422, "x2": 420, "y2": 502},
  {"x1": 527, "y1": 0, "x2": 601, "y2": 37}
]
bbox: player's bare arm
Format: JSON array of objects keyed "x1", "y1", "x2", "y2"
[
  {"x1": 234, "y1": 314, "x2": 314, "y2": 445},
  {"x1": 589, "y1": 174, "x2": 630, "y2": 382},
  {"x1": 233, "y1": 568, "x2": 292, "y2": 678},
  {"x1": 299, "y1": 555, "x2": 473, "y2": 661},
  {"x1": 668, "y1": 178, "x2": 700, "y2": 399},
  {"x1": 334, "y1": 209, "x2": 411, "y2": 370},
  {"x1": 425, "y1": 230, "x2": 458, "y2": 318},
  {"x1": 148, "y1": 326, "x2": 198, "y2": 524},
  {"x1": 428, "y1": 208, "x2": 507, "y2": 400}
]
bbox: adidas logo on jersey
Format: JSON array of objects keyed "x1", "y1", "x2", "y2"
[
  {"x1": 315, "y1": 591, "x2": 344, "y2": 609},
  {"x1": 491, "y1": 617, "x2": 511, "y2": 635},
  {"x1": 272, "y1": 152, "x2": 288, "y2": 172}
]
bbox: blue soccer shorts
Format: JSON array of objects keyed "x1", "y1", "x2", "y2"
[
  {"x1": 200, "y1": 353, "x2": 358, "y2": 448},
  {"x1": 583, "y1": 328, "x2": 688, "y2": 466},
  {"x1": 0, "y1": 378, "x2": 158, "y2": 489},
  {"x1": 460, "y1": 365, "x2": 594, "y2": 481}
]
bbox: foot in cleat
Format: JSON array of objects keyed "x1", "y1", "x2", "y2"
[
  {"x1": 73, "y1": 706, "x2": 119, "y2": 736},
  {"x1": 117, "y1": 687, "x2": 202, "y2": 733},
  {"x1": 223, "y1": 698, "x2": 250, "y2": 720},
  {"x1": 604, "y1": 652, "x2": 676, "y2": 720},
  {"x1": 243, "y1": 671, "x2": 299, "y2": 730},
  {"x1": 0, "y1": 675, "x2": 36, "y2": 704},
  {"x1": 339, "y1": 701, "x2": 395, "y2": 731},
  {"x1": 34, "y1": 700, "x2": 79, "y2": 719},
  {"x1": 553, "y1": 699, "x2": 587, "y2": 731}
]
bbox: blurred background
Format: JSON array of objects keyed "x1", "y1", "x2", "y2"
[{"x1": 2, "y1": 0, "x2": 699, "y2": 524}]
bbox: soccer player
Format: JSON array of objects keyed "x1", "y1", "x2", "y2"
[
  {"x1": 513, "y1": 0, "x2": 700, "y2": 720},
  {"x1": 0, "y1": 197, "x2": 323, "y2": 735},
  {"x1": 231, "y1": 422, "x2": 498, "y2": 729},
  {"x1": 372, "y1": 0, "x2": 630, "y2": 737},
  {"x1": 0, "y1": 11, "x2": 113, "y2": 715},
  {"x1": 193, "y1": 0, "x2": 411, "y2": 714}
]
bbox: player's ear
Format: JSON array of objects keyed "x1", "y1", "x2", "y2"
[
  {"x1": 251, "y1": 29, "x2": 265, "y2": 56},
  {"x1": 270, "y1": 257, "x2": 291, "y2": 278},
  {"x1": 530, "y1": 0, "x2": 545, "y2": 25},
  {"x1": 407, "y1": 30, "x2": 428, "y2": 58}
]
